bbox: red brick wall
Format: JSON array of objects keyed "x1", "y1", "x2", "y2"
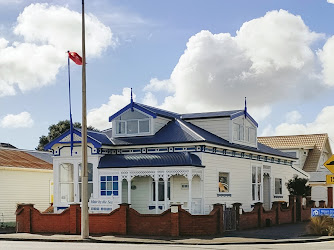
[
  {"x1": 179, "y1": 207, "x2": 220, "y2": 236},
  {"x1": 127, "y1": 208, "x2": 172, "y2": 236}
]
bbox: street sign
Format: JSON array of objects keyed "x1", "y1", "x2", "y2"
[
  {"x1": 323, "y1": 154, "x2": 334, "y2": 173},
  {"x1": 326, "y1": 174, "x2": 334, "y2": 184},
  {"x1": 311, "y1": 208, "x2": 334, "y2": 218}
]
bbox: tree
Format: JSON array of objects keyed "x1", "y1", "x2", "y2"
[
  {"x1": 286, "y1": 176, "x2": 311, "y2": 197},
  {"x1": 36, "y1": 120, "x2": 99, "y2": 151}
]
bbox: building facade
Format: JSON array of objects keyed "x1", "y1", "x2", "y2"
[
  {"x1": 258, "y1": 134, "x2": 333, "y2": 207},
  {"x1": 46, "y1": 101, "x2": 308, "y2": 214},
  {"x1": 0, "y1": 147, "x2": 53, "y2": 224}
]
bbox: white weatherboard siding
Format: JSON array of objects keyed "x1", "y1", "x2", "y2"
[
  {"x1": 186, "y1": 118, "x2": 230, "y2": 141},
  {"x1": 0, "y1": 167, "x2": 53, "y2": 222},
  {"x1": 201, "y1": 153, "x2": 295, "y2": 213},
  {"x1": 311, "y1": 186, "x2": 327, "y2": 206}
]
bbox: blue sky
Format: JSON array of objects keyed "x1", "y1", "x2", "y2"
[{"x1": 1, "y1": 0, "x2": 334, "y2": 150}]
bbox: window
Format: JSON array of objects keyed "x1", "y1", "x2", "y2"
[
  {"x1": 59, "y1": 163, "x2": 74, "y2": 203},
  {"x1": 78, "y1": 163, "x2": 93, "y2": 201},
  {"x1": 275, "y1": 178, "x2": 282, "y2": 195},
  {"x1": 252, "y1": 166, "x2": 262, "y2": 202},
  {"x1": 233, "y1": 123, "x2": 244, "y2": 141},
  {"x1": 218, "y1": 172, "x2": 229, "y2": 192},
  {"x1": 152, "y1": 178, "x2": 170, "y2": 201},
  {"x1": 115, "y1": 110, "x2": 151, "y2": 136},
  {"x1": 246, "y1": 127, "x2": 256, "y2": 143},
  {"x1": 100, "y1": 176, "x2": 119, "y2": 196}
]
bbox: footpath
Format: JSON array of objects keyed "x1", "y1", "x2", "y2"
[{"x1": 1, "y1": 222, "x2": 334, "y2": 245}]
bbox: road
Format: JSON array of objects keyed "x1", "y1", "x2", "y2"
[{"x1": 0, "y1": 241, "x2": 333, "y2": 250}]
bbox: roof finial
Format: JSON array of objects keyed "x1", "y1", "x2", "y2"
[
  {"x1": 244, "y1": 97, "x2": 247, "y2": 118},
  {"x1": 131, "y1": 88, "x2": 134, "y2": 111}
]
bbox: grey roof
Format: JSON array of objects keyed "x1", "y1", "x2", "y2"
[
  {"x1": 309, "y1": 170, "x2": 331, "y2": 182},
  {"x1": 181, "y1": 110, "x2": 243, "y2": 119},
  {"x1": 98, "y1": 152, "x2": 203, "y2": 168},
  {"x1": 25, "y1": 150, "x2": 53, "y2": 164}
]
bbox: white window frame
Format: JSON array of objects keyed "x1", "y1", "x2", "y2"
[
  {"x1": 251, "y1": 165, "x2": 263, "y2": 202},
  {"x1": 150, "y1": 178, "x2": 170, "y2": 202}
]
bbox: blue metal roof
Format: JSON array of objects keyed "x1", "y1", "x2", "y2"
[{"x1": 98, "y1": 152, "x2": 203, "y2": 168}]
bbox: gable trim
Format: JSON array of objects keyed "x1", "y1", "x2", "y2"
[
  {"x1": 230, "y1": 111, "x2": 258, "y2": 127},
  {"x1": 109, "y1": 103, "x2": 157, "y2": 122}
]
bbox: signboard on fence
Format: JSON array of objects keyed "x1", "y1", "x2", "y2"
[
  {"x1": 88, "y1": 198, "x2": 113, "y2": 213},
  {"x1": 311, "y1": 208, "x2": 334, "y2": 218}
]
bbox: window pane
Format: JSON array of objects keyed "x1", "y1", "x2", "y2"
[
  {"x1": 257, "y1": 167, "x2": 261, "y2": 183},
  {"x1": 116, "y1": 121, "x2": 125, "y2": 134},
  {"x1": 113, "y1": 176, "x2": 118, "y2": 181},
  {"x1": 218, "y1": 172, "x2": 229, "y2": 192},
  {"x1": 257, "y1": 184, "x2": 261, "y2": 200},
  {"x1": 252, "y1": 184, "x2": 256, "y2": 201},
  {"x1": 101, "y1": 176, "x2": 106, "y2": 181},
  {"x1": 60, "y1": 183, "x2": 74, "y2": 202},
  {"x1": 88, "y1": 163, "x2": 93, "y2": 182},
  {"x1": 275, "y1": 178, "x2": 282, "y2": 194},
  {"x1": 127, "y1": 120, "x2": 138, "y2": 134},
  {"x1": 158, "y1": 182, "x2": 164, "y2": 201},
  {"x1": 139, "y1": 120, "x2": 149, "y2": 133},
  {"x1": 252, "y1": 167, "x2": 256, "y2": 183},
  {"x1": 60, "y1": 163, "x2": 73, "y2": 182},
  {"x1": 101, "y1": 182, "x2": 106, "y2": 190},
  {"x1": 106, "y1": 182, "x2": 112, "y2": 190},
  {"x1": 113, "y1": 182, "x2": 118, "y2": 191}
]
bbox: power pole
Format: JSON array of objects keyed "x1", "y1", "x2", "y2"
[{"x1": 81, "y1": 0, "x2": 89, "y2": 239}]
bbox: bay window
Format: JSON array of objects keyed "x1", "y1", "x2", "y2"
[
  {"x1": 59, "y1": 163, "x2": 74, "y2": 203},
  {"x1": 252, "y1": 166, "x2": 262, "y2": 202}
]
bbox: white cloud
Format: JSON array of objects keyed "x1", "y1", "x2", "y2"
[
  {"x1": 285, "y1": 110, "x2": 302, "y2": 124},
  {"x1": 318, "y1": 36, "x2": 334, "y2": 86},
  {"x1": 0, "y1": 112, "x2": 34, "y2": 128},
  {"x1": 266, "y1": 106, "x2": 334, "y2": 138},
  {"x1": 143, "y1": 10, "x2": 324, "y2": 115},
  {"x1": 87, "y1": 88, "x2": 133, "y2": 130},
  {"x1": 327, "y1": 0, "x2": 334, "y2": 4},
  {"x1": 0, "y1": 3, "x2": 113, "y2": 97}
]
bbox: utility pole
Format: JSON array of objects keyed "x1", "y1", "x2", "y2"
[{"x1": 81, "y1": 0, "x2": 89, "y2": 239}]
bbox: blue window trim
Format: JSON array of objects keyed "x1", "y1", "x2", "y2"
[{"x1": 100, "y1": 175, "x2": 119, "y2": 196}]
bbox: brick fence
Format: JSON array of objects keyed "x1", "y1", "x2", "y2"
[
  {"x1": 234, "y1": 195, "x2": 323, "y2": 230},
  {"x1": 16, "y1": 195, "x2": 323, "y2": 236},
  {"x1": 16, "y1": 203, "x2": 224, "y2": 236}
]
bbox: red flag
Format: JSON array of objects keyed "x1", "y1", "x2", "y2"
[{"x1": 68, "y1": 51, "x2": 83, "y2": 65}]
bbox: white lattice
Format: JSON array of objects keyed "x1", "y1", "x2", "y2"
[
  {"x1": 192, "y1": 170, "x2": 203, "y2": 180},
  {"x1": 166, "y1": 170, "x2": 189, "y2": 179}
]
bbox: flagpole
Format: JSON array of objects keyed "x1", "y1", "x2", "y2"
[
  {"x1": 67, "y1": 52, "x2": 74, "y2": 157},
  {"x1": 81, "y1": 0, "x2": 89, "y2": 239}
]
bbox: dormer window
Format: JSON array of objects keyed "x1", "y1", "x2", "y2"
[
  {"x1": 115, "y1": 109, "x2": 151, "y2": 136},
  {"x1": 232, "y1": 116, "x2": 257, "y2": 145}
]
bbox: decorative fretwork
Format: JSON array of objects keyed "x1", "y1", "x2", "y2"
[{"x1": 60, "y1": 133, "x2": 81, "y2": 142}]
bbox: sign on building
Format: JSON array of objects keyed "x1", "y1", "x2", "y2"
[
  {"x1": 326, "y1": 174, "x2": 334, "y2": 184},
  {"x1": 88, "y1": 198, "x2": 113, "y2": 213},
  {"x1": 311, "y1": 208, "x2": 334, "y2": 218}
]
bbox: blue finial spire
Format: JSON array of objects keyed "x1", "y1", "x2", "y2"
[
  {"x1": 131, "y1": 88, "x2": 134, "y2": 111},
  {"x1": 244, "y1": 97, "x2": 247, "y2": 118}
]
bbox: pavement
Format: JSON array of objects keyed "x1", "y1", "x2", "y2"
[{"x1": 1, "y1": 222, "x2": 334, "y2": 245}]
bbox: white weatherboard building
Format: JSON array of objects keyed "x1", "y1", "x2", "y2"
[
  {"x1": 46, "y1": 100, "x2": 308, "y2": 214},
  {"x1": 0, "y1": 147, "x2": 53, "y2": 224}
]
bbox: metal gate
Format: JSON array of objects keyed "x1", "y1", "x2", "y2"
[{"x1": 223, "y1": 206, "x2": 236, "y2": 231}]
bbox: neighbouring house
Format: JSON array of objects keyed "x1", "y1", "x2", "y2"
[
  {"x1": 258, "y1": 134, "x2": 333, "y2": 207},
  {"x1": 45, "y1": 100, "x2": 308, "y2": 215},
  {"x1": 0, "y1": 146, "x2": 53, "y2": 225}
]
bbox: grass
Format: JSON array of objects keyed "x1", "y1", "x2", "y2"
[{"x1": 307, "y1": 216, "x2": 334, "y2": 236}]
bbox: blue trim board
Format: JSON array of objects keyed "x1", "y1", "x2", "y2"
[
  {"x1": 109, "y1": 103, "x2": 157, "y2": 122},
  {"x1": 44, "y1": 128, "x2": 102, "y2": 150}
]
